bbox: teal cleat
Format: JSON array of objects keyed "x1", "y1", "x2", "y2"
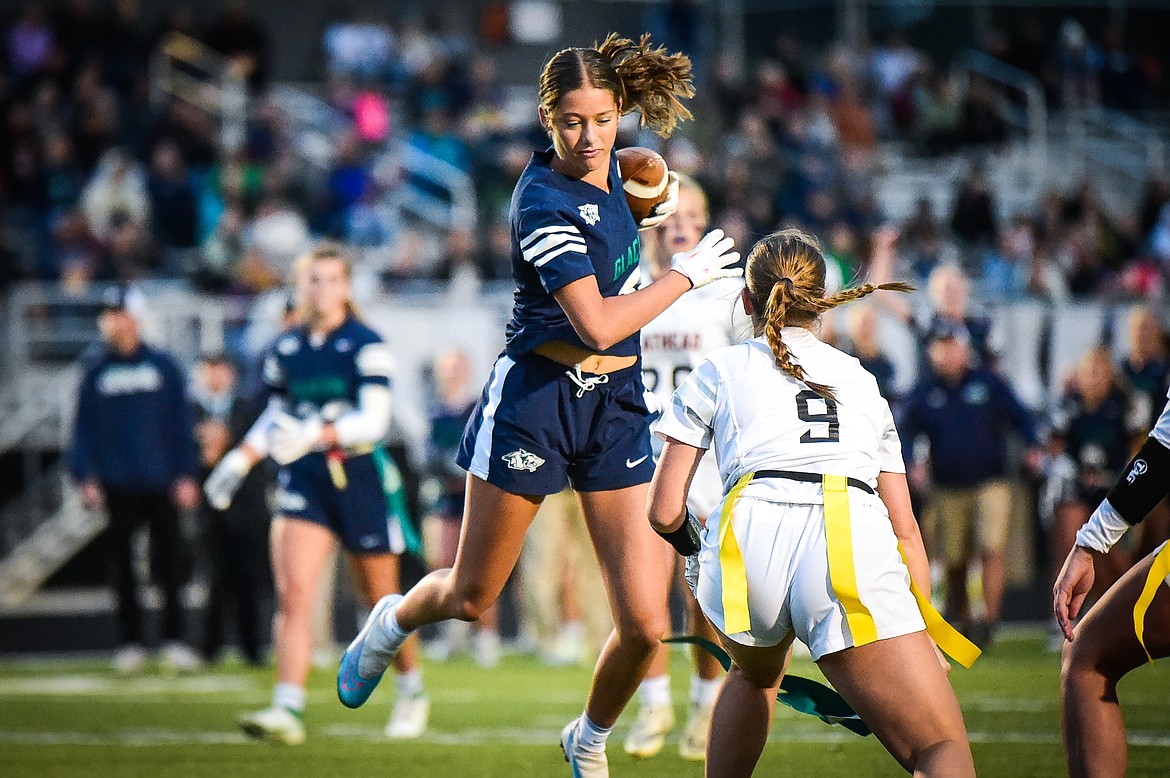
[{"x1": 337, "y1": 594, "x2": 403, "y2": 709}]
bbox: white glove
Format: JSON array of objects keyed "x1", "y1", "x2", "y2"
[
  {"x1": 637, "y1": 171, "x2": 680, "y2": 230},
  {"x1": 203, "y1": 448, "x2": 254, "y2": 511},
  {"x1": 670, "y1": 228, "x2": 741, "y2": 289},
  {"x1": 269, "y1": 413, "x2": 325, "y2": 465}
]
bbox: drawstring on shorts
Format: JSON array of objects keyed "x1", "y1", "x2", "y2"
[{"x1": 566, "y1": 363, "x2": 610, "y2": 398}]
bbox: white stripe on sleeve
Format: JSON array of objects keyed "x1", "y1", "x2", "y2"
[
  {"x1": 522, "y1": 231, "x2": 587, "y2": 263},
  {"x1": 520, "y1": 224, "x2": 580, "y2": 250},
  {"x1": 533, "y1": 241, "x2": 588, "y2": 268}
]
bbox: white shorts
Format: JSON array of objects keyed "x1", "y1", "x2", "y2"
[
  {"x1": 696, "y1": 492, "x2": 926, "y2": 660},
  {"x1": 685, "y1": 450, "x2": 723, "y2": 519}
]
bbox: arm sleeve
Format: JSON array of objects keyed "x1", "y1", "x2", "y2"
[
  {"x1": 242, "y1": 397, "x2": 284, "y2": 456},
  {"x1": 69, "y1": 370, "x2": 97, "y2": 481},
  {"x1": 516, "y1": 203, "x2": 594, "y2": 294},
  {"x1": 332, "y1": 342, "x2": 394, "y2": 447},
  {"x1": 878, "y1": 399, "x2": 907, "y2": 473},
  {"x1": 654, "y1": 359, "x2": 718, "y2": 449}
]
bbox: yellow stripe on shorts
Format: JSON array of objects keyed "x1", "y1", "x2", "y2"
[
  {"x1": 895, "y1": 543, "x2": 981, "y2": 668},
  {"x1": 719, "y1": 473, "x2": 755, "y2": 635},
  {"x1": 1134, "y1": 541, "x2": 1170, "y2": 664},
  {"x1": 822, "y1": 475, "x2": 879, "y2": 647}
]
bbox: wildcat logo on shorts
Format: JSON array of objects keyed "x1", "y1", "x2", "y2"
[
  {"x1": 1126, "y1": 458, "x2": 1148, "y2": 484},
  {"x1": 502, "y1": 449, "x2": 545, "y2": 472},
  {"x1": 578, "y1": 203, "x2": 600, "y2": 226}
]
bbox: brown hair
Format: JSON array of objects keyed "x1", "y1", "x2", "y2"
[
  {"x1": 745, "y1": 228, "x2": 913, "y2": 400},
  {"x1": 538, "y1": 33, "x2": 694, "y2": 138},
  {"x1": 294, "y1": 242, "x2": 362, "y2": 323}
]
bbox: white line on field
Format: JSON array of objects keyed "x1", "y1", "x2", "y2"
[{"x1": 0, "y1": 727, "x2": 1166, "y2": 749}]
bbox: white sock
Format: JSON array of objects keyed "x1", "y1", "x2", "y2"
[
  {"x1": 576, "y1": 713, "x2": 612, "y2": 752},
  {"x1": 395, "y1": 669, "x2": 425, "y2": 698},
  {"x1": 638, "y1": 674, "x2": 672, "y2": 708},
  {"x1": 689, "y1": 676, "x2": 721, "y2": 708},
  {"x1": 272, "y1": 682, "x2": 306, "y2": 714},
  {"x1": 378, "y1": 601, "x2": 411, "y2": 644}
]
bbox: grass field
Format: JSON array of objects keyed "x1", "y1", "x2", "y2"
[{"x1": 0, "y1": 628, "x2": 1167, "y2": 777}]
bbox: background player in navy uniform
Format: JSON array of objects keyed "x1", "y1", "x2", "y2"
[
  {"x1": 70, "y1": 285, "x2": 202, "y2": 674},
  {"x1": 337, "y1": 34, "x2": 740, "y2": 777},
  {"x1": 204, "y1": 245, "x2": 427, "y2": 745}
]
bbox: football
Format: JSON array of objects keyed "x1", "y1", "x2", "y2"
[{"x1": 616, "y1": 146, "x2": 670, "y2": 223}]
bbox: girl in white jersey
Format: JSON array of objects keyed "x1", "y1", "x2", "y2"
[
  {"x1": 1054, "y1": 393, "x2": 1170, "y2": 778},
  {"x1": 625, "y1": 174, "x2": 745, "y2": 761},
  {"x1": 648, "y1": 229, "x2": 975, "y2": 776}
]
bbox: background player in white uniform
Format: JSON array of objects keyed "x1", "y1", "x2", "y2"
[
  {"x1": 1054, "y1": 392, "x2": 1170, "y2": 778},
  {"x1": 624, "y1": 174, "x2": 747, "y2": 760},
  {"x1": 648, "y1": 229, "x2": 975, "y2": 777}
]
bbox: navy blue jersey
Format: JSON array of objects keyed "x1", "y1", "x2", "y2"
[
  {"x1": 898, "y1": 366, "x2": 1038, "y2": 488},
  {"x1": 504, "y1": 148, "x2": 642, "y2": 359},
  {"x1": 70, "y1": 344, "x2": 198, "y2": 491},
  {"x1": 262, "y1": 316, "x2": 392, "y2": 420},
  {"x1": 1052, "y1": 387, "x2": 1146, "y2": 494}
]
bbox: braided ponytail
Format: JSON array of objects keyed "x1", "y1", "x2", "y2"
[
  {"x1": 746, "y1": 229, "x2": 914, "y2": 401},
  {"x1": 762, "y1": 276, "x2": 837, "y2": 400}
]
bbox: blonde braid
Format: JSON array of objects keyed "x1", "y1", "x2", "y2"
[{"x1": 763, "y1": 279, "x2": 837, "y2": 400}]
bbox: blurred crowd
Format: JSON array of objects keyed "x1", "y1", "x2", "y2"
[{"x1": 1, "y1": 2, "x2": 1168, "y2": 303}]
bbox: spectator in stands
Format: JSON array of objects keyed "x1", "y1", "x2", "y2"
[
  {"x1": 1045, "y1": 347, "x2": 1149, "y2": 643},
  {"x1": 845, "y1": 302, "x2": 899, "y2": 404},
  {"x1": 81, "y1": 148, "x2": 150, "y2": 243},
  {"x1": 1099, "y1": 26, "x2": 1146, "y2": 112},
  {"x1": 323, "y1": 12, "x2": 395, "y2": 81},
  {"x1": 192, "y1": 353, "x2": 270, "y2": 666},
  {"x1": 42, "y1": 133, "x2": 84, "y2": 225},
  {"x1": 69, "y1": 285, "x2": 202, "y2": 674},
  {"x1": 950, "y1": 162, "x2": 997, "y2": 249},
  {"x1": 1057, "y1": 19, "x2": 1100, "y2": 109},
  {"x1": 899, "y1": 324, "x2": 1043, "y2": 647},
  {"x1": 147, "y1": 140, "x2": 198, "y2": 266},
  {"x1": 204, "y1": 0, "x2": 269, "y2": 90}
]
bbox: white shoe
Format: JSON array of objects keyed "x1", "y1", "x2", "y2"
[
  {"x1": 544, "y1": 623, "x2": 588, "y2": 666},
  {"x1": 238, "y1": 706, "x2": 306, "y2": 746},
  {"x1": 678, "y1": 703, "x2": 712, "y2": 761},
  {"x1": 561, "y1": 717, "x2": 609, "y2": 777},
  {"x1": 473, "y1": 630, "x2": 501, "y2": 668},
  {"x1": 113, "y1": 643, "x2": 148, "y2": 675},
  {"x1": 622, "y1": 703, "x2": 675, "y2": 758},
  {"x1": 385, "y1": 694, "x2": 429, "y2": 739},
  {"x1": 160, "y1": 642, "x2": 204, "y2": 674}
]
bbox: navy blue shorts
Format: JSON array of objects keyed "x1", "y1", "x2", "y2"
[
  {"x1": 456, "y1": 353, "x2": 655, "y2": 495},
  {"x1": 275, "y1": 451, "x2": 402, "y2": 554}
]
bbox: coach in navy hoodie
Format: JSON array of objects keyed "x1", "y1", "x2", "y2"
[
  {"x1": 70, "y1": 285, "x2": 201, "y2": 673},
  {"x1": 899, "y1": 322, "x2": 1043, "y2": 649}
]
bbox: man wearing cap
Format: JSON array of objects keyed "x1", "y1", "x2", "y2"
[
  {"x1": 898, "y1": 322, "x2": 1044, "y2": 648},
  {"x1": 69, "y1": 285, "x2": 202, "y2": 673}
]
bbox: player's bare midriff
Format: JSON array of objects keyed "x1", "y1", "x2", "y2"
[{"x1": 533, "y1": 340, "x2": 639, "y2": 374}]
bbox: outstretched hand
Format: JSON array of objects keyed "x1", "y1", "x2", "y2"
[
  {"x1": 669, "y1": 228, "x2": 741, "y2": 289},
  {"x1": 1053, "y1": 546, "x2": 1096, "y2": 642}
]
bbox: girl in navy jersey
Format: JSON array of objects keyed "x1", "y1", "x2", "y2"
[
  {"x1": 337, "y1": 34, "x2": 740, "y2": 776},
  {"x1": 204, "y1": 245, "x2": 427, "y2": 744}
]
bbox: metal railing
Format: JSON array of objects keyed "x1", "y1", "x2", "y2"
[
  {"x1": 953, "y1": 49, "x2": 1048, "y2": 191},
  {"x1": 150, "y1": 32, "x2": 248, "y2": 155}
]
